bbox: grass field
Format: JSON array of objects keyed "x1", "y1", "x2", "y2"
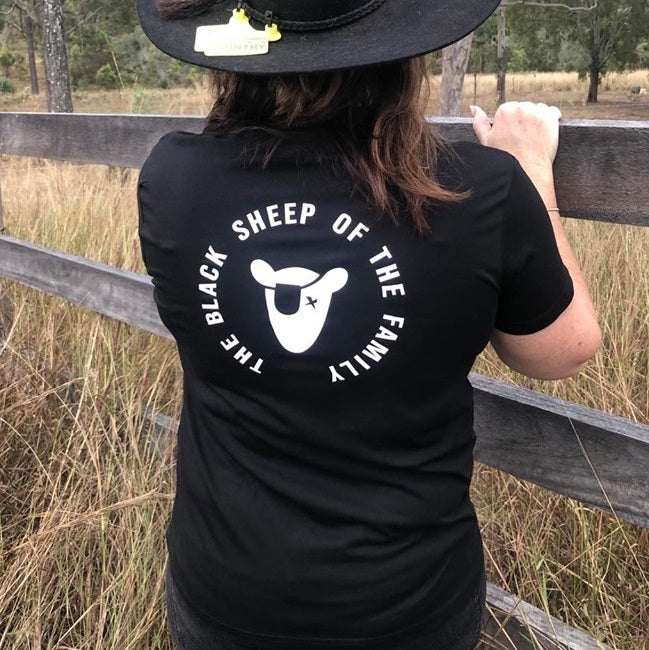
[
  {"x1": 0, "y1": 71, "x2": 648, "y2": 649},
  {"x1": 2, "y1": 68, "x2": 649, "y2": 118}
]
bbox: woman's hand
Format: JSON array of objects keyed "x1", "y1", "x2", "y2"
[
  {"x1": 471, "y1": 102, "x2": 562, "y2": 211},
  {"x1": 470, "y1": 102, "x2": 561, "y2": 191}
]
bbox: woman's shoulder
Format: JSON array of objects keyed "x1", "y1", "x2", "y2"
[
  {"x1": 145, "y1": 130, "x2": 224, "y2": 160},
  {"x1": 444, "y1": 139, "x2": 514, "y2": 173},
  {"x1": 140, "y1": 130, "x2": 237, "y2": 183},
  {"x1": 436, "y1": 139, "x2": 516, "y2": 195}
]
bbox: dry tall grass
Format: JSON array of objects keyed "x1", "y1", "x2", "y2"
[
  {"x1": 1, "y1": 74, "x2": 648, "y2": 649},
  {"x1": 426, "y1": 69, "x2": 649, "y2": 118},
  {"x1": 2, "y1": 69, "x2": 649, "y2": 118}
]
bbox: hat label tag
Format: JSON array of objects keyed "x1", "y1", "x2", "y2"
[{"x1": 195, "y1": 9, "x2": 273, "y2": 57}]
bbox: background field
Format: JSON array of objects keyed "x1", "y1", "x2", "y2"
[
  {"x1": 2, "y1": 68, "x2": 649, "y2": 118},
  {"x1": 0, "y1": 71, "x2": 648, "y2": 649}
]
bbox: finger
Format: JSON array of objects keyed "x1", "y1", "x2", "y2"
[
  {"x1": 470, "y1": 105, "x2": 491, "y2": 144},
  {"x1": 534, "y1": 103, "x2": 561, "y2": 119}
]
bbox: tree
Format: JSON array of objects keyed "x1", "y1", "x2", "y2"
[
  {"x1": 499, "y1": 1, "x2": 598, "y2": 104},
  {"x1": 62, "y1": 0, "x2": 199, "y2": 89},
  {"x1": 505, "y1": 3, "x2": 570, "y2": 72},
  {"x1": 570, "y1": 0, "x2": 649, "y2": 102},
  {"x1": 23, "y1": 11, "x2": 38, "y2": 93},
  {"x1": 439, "y1": 34, "x2": 474, "y2": 116},
  {"x1": 504, "y1": 0, "x2": 649, "y2": 103},
  {"x1": 19, "y1": 0, "x2": 39, "y2": 94},
  {"x1": 39, "y1": 0, "x2": 72, "y2": 111},
  {"x1": 64, "y1": 0, "x2": 135, "y2": 88},
  {"x1": 0, "y1": 0, "x2": 40, "y2": 94}
]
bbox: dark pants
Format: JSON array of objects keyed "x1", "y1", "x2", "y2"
[{"x1": 166, "y1": 564, "x2": 484, "y2": 650}]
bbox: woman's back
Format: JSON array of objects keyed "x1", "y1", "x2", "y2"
[{"x1": 139, "y1": 129, "x2": 573, "y2": 646}]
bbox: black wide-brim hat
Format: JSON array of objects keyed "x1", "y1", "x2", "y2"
[{"x1": 137, "y1": 0, "x2": 500, "y2": 75}]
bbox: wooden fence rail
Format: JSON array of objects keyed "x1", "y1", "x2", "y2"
[
  {"x1": 1, "y1": 112, "x2": 649, "y2": 225},
  {"x1": 1, "y1": 234, "x2": 647, "y2": 530},
  {"x1": 1, "y1": 112, "x2": 648, "y2": 650}
]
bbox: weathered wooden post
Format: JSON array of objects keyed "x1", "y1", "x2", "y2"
[
  {"x1": 0, "y1": 180, "x2": 14, "y2": 338},
  {"x1": 496, "y1": 4, "x2": 507, "y2": 105},
  {"x1": 439, "y1": 34, "x2": 474, "y2": 116}
]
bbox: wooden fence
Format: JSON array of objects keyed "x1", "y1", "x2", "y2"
[{"x1": 1, "y1": 111, "x2": 648, "y2": 650}]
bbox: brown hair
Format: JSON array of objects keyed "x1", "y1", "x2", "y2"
[
  {"x1": 157, "y1": 0, "x2": 466, "y2": 234},
  {"x1": 156, "y1": 0, "x2": 215, "y2": 20}
]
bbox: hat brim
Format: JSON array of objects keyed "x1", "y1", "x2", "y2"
[{"x1": 137, "y1": 0, "x2": 500, "y2": 75}]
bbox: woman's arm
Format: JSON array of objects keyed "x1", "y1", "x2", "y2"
[{"x1": 472, "y1": 102, "x2": 602, "y2": 380}]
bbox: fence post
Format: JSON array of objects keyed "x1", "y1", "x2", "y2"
[
  {"x1": 0, "y1": 178, "x2": 14, "y2": 338},
  {"x1": 0, "y1": 171, "x2": 4, "y2": 235}
]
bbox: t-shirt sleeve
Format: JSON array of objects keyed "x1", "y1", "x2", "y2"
[
  {"x1": 494, "y1": 157, "x2": 574, "y2": 335},
  {"x1": 137, "y1": 133, "x2": 189, "y2": 338},
  {"x1": 137, "y1": 133, "x2": 178, "y2": 279}
]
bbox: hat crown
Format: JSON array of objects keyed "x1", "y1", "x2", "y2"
[{"x1": 241, "y1": 0, "x2": 384, "y2": 27}]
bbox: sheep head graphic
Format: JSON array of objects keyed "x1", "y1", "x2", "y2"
[{"x1": 250, "y1": 259, "x2": 348, "y2": 354}]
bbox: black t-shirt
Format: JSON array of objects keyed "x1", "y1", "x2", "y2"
[{"x1": 138, "y1": 130, "x2": 573, "y2": 648}]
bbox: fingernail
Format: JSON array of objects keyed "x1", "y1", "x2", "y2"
[{"x1": 469, "y1": 105, "x2": 476, "y2": 117}]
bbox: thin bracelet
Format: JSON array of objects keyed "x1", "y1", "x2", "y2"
[{"x1": 546, "y1": 207, "x2": 561, "y2": 213}]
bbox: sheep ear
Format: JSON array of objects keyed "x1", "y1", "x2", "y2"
[
  {"x1": 250, "y1": 259, "x2": 277, "y2": 288},
  {"x1": 321, "y1": 268, "x2": 348, "y2": 293}
]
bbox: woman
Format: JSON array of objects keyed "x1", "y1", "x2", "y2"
[{"x1": 137, "y1": 1, "x2": 601, "y2": 648}]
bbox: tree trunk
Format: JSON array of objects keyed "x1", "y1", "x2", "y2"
[
  {"x1": 587, "y1": 60, "x2": 599, "y2": 103},
  {"x1": 439, "y1": 33, "x2": 474, "y2": 116},
  {"x1": 496, "y1": 5, "x2": 507, "y2": 105},
  {"x1": 24, "y1": 13, "x2": 40, "y2": 95},
  {"x1": 586, "y1": 9, "x2": 601, "y2": 104},
  {"x1": 39, "y1": 0, "x2": 72, "y2": 112}
]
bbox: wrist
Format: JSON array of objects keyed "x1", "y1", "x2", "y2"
[
  {"x1": 516, "y1": 155, "x2": 554, "y2": 181},
  {"x1": 516, "y1": 159, "x2": 557, "y2": 210}
]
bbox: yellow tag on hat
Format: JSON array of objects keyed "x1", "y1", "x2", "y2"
[
  {"x1": 265, "y1": 22, "x2": 282, "y2": 43},
  {"x1": 195, "y1": 8, "x2": 281, "y2": 57}
]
